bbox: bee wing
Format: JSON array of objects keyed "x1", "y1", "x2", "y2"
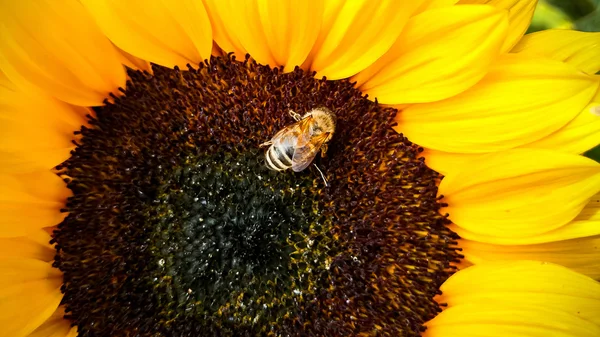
[
  {"x1": 294, "y1": 116, "x2": 315, "y2": 147},
  {"x1": 291, "y1": 132, "x2": 330, "y2": 172}
]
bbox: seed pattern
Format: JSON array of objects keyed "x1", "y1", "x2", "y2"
[{"x1": 53, "y1": 55, "x2": 461, "y2": 337}]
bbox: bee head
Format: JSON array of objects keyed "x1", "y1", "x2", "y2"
[{"x1": 309, "y1": 107, "x2": 336, "y2": 134}]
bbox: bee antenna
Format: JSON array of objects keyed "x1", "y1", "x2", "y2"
[{"x1": 313, "y1": 163, "x2": 328, "y2": 187}]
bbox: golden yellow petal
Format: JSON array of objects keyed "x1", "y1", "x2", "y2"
[
  {"x1": 439, "y1": 149, "x2": 600, "y2": 239},
  {"x1": 437, "y1": 261, "x2": 600, "y2": 320},
  {"x1": 0, "y1": 0, "x2": 126, "y2": 106},
  {"x1": 415, "y1": 0, "x2": 459, "y2": 13},
  {"x1": 458, "y1": 0, "x2": 538, "y2": 51},
  {"x1": 114, "y1": 45, "x2": 152, "y2": 73},
  {"x1": 0, "y1": 230, "x2": 54, "y2": 261},
  {"x1": 81, "y1": 0, "x2": 213, "y2": 68},
  {"x1": 422, "y1": 100, "x2": 600, "y2": 176},
  {"x1": 201, "y1": 0, "x2": 248, "y2": 60},
  {"x1": 425, "y1": 261, "x2": 600, "y2": 337},
  {"x1": 523, "y1": 102, "x2": 600, "y2": 154},
  {"x1": 27, "y1": 306, "x2": 72, "y2": 337},
  {"x1": 0, "y1": 172, "x2": 70, "y2": 238},
  {"x1": 398, "y1": 54, "x2": 599, "y2": 153},
  {"x1": 460, "y1": 236, "x2": 600, "y2": 279},
  {"x1": 0, "y1": 259, "x2": 63, "y2": 337},
  {"x1": 306, "y1": 0, "x2": 426, "y2": 80},
  {"x1": 513, "y1": 30, "x2": 600, "y2": 75},
  {"x1": 205, "y1": 0, "x2": 324, "y2": 72},
  {"x1": 223, "y1": 0, "x2": 278, "y2": 67},
  {"x1": 421, "y1": 148, "x2": 477, "y2": 176},
  {"x1": 65, "y1": 327, "x2": 77, "y2": 337},
  {"x1": 355, "y1": 5, "x2": 507, "y2": 104},
  {"x1": 450, "y1": 192, "x2": 600, "y2": 245},
  {"x1": 0, "y1": 76, "x2": 87, "y2": 174},
  {"x1": 229, "y1": 1, "x2": 325, "y2": 72},
  {"x1": 425, "y1": 304, "x2": 600, "y2": 337}
]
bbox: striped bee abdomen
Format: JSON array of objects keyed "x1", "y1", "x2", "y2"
[{"x1": 265, "y1": 141, "x2": 294, "y2": 171}]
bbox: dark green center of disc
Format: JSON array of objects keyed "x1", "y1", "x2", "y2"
[{"x1": 53, "y1": 55, "x2": 461, "y2": 337}]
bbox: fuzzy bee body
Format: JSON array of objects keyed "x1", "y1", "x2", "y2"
[{"x1": 261, "y1": 108, "x2": 336, "y2": 174}]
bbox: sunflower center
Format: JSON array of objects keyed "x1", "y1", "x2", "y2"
[{"x1": 53, "y1": 55, "x2": 460, "y2": 337}]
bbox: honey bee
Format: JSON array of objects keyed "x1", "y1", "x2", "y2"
[{"x1": 260, "y1": 107, "x2": 336, "y2": 185}]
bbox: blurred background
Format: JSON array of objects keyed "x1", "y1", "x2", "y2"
[
  {"x1": 531, "y1": 0, "x2": 600, "y2": 161},
  {"x1": 531, "y1": 0, "x2": 600, "y2": 33}
]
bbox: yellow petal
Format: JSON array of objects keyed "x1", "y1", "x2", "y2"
[
  {"x1": 0, "y1": 230, "x2": 54, "y2": 261},
  {"x1": 398, "y1": 54, "x2": 599, "y2": 153},
  {"x1": 81, "y1": 0, "x2": 213, "y2": 69},
  {"x1": 0, "y1": 0, "x2": 126, "y2": 106},
  {"x1": 524, "y1": 102, "x2": 600, "y2": 154},
  {"x1": 28, "y1": 306, "x2": 72, "y2": 337},
  {"x1": 450, "y1": 192, "x2": 600, "y2": 245},
  {"x1": 425, "y1": 305, "x2": 600, "y2": 337},
  {"x1": 0, "y1": 259, "x2": 63, "y2": 337},
  {"x1": 439, "y1": 149, "x2": 600, "y2": 239},
  {"x1": 421, "y1": 101, "x2": 600, "y2": 176},
  {"x1": 437, "y1": 261, "x2": 600, "y2": 319},
  {"x1": 421, "y1": 148, "x2": 478, "y2": 176},
  {"x1": 458, "y1": 0, "x2": 538, "y2": 51},
  {"x1": 460, "y1": 236, "x2": 600, "y2": 279},
  {"x1": 65, "y1": 327, "x2": 77, "y2": 337},
  {"x1": 513, "y1": 30, "x2": 600, "y2": 75},
  {"x1": 114, "y1": 45, "x2": 152, "y2": 73},
  {"x1": 415, "y1": 0, "x2": 459, "y2": 13},
  {"x1": 216, "y1": 0, "x2": 325, "y2": 72},
  {"x1": 201, "y1": 0, "x2": 248, "y2": 60},
  {"x1": 306, "y1": 0, "x2": 426, "y2": 80},
  {"x1": 0, "y1": 172, "x2": 70, "y2": 238},
  {"x1": 0, "y1": 77, "x2": 87, "y2": 174},
  {"x1": 425, "y1": 261, "x2": 600, "y2": 337},
  {"x1": 355, "y1": 5, "x2": 508, "y2": 104}
]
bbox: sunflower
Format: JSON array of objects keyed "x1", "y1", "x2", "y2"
[{"x1": 1, "y1": 0, "x2": 600, "y2": 336}]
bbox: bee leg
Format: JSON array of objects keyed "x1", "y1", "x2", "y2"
[
  {"x1": 320, "y1": 144, "x2": 329, "y2": 158},
  {"x1": 312, "y1": 163, "x2": 328, "y2": 187},
  {"x1": 259, "y1": 140, "x2": 272, "y2": 148},
  {"x1": 288, "y1": 110, "x2": 302, "y2": 121}
]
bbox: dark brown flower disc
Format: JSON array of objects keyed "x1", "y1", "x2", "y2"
[{"x1": 52, "y1": 55, "x2": 461, "y2": 337}]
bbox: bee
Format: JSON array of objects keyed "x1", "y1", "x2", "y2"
[{"x1": 260, "y1": 107, "x2": 336, "y2": 185}]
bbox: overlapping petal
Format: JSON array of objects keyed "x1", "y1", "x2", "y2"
[
  {"x1": 0, "y1": 259, "x2": 63, "y2": 337},
  {"x1": 0, "y1": 76, "x2": 88, "y2": 174},
  {"x1": 416, "y1": 0, "x2": 459, "y2": 13},
  {"x1": 513, "y1": 30, "x2": 600, "y2": 75},
  {"x1": 459, "y1": 236, "x2": 600, "y2": 279},
  {"x1": 0, "y1": 0, "x2": 126, "y2": 106},
  {"x1": 81, "y1": 0, "x2": 213, "y2": 69},
  {"x1": 0, "y1": 172, "x2": 70, "y2": 238},
  {"x1": 452, "y1": 193, "x2": 600, "y2": 279},
  {"x1": 458, "y1": 0, "x2": 538, "y2": 51},
  {"x1": 421, "y1": 99, "x2": 600, "y2": 176},
  {"x1": 0, "y1": 230, "x2": 54, "y2": 262},
  {"x1": 355, "y1": 5, "x2": 508, "y2": 104},
  {"x1": 201, "y1": 0, "x2": 248, "y2": 60},
  {"x1": 304, "y1": 0, "x2": 427, "y2": 80},
  {"x1": 524, "y1": 101, "x2": 600, "y2": 154},
  {"x1": 28, "y1": 306, "x2": 76, "y2": 337},
  {"x1": 114, "y1": 46, "x2": 152, "y2": 73},
  {"x1": 439, "y1": 149, "x2": 600, "y2": 239},
  {"x1": 399, "y1": 54, "x2": 599, "y2": 153},
  {"x1": 425, "y1": 261, "x2": 600, "y2": 337},
  {"x1": 204, "y1": 0, "x2": 326, "y2": 72},
  {"x1": 453, "y1": 192, "x2": 600, "y2": 245}
]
